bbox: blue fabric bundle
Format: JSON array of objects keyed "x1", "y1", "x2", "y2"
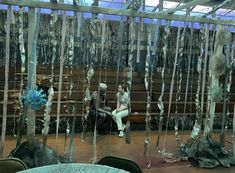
[{"x1": 22, "y1": 88, "x2": 47, "y2": 110}]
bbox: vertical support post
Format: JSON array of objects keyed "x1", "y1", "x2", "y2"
[
  {"x1": 0, "y1": 5, "x2": 11, "y2": 157},
  {"x1": 27, "y1": 7, "x2": 40, "y2": 149}
]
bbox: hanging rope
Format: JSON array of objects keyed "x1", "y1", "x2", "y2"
[{"x1": 0, "y1": 5, "x2": 11, "y2": 157}]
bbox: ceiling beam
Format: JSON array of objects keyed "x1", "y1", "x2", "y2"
[
  {"x1": 166, "y1": 0, "x2": 234, "y2": 9},
  {"x1": 163, "y1": 0, "x2": 211, "y2": 14},
  {"x1": 0, "y1": 0, "x2": 234, "y2": 26}
]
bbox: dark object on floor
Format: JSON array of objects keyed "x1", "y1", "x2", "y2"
[
  {"x1": 97, "y1": 155, "x2": 142, "y2": 173},
  {"x1": 0, "y1": 157, "x2": 27, "y2": 173},
  {"x1": 9, "y1": 140, "x2": 68, "y2": 168},
  {"x1": 181, "y1": 135, "x2": 235, "y2": 168}
]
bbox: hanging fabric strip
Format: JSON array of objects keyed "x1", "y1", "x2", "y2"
[
  {"x1": 63, "y1": 119, "x2": 70, "y2": 157},
  {"x1": 207, "y1": 25, "x2": 231, "y2": 134},
  {"x1": 125, "y1": 17, "x2": 135, "y2": 144},
  {"x1": 12, "y1": 16, "x2": 17, "y2": 137},
  {"x1": 67, "y1": 13, "x2": 75, "y2": 160},
  {"x1": 156, "y1": 20, "x2": 171, "y2": 147},
  {"x1": 151, "y1": 18, "x2": 160, "y2": 148},
  {"x1": 136, "y1": 18, "x2": 143, "y2": 63},
  {"x1": 64, "y1": 16, "x2": 75, "y2": 116},
  {"x1": 69, "y1": 105, "x2": 76, "y2": 162},
  {"x1": 56, "y1": 10, "x2": 67, "y2": 140},
  {"x1": 42, "y1": 9, "x2": 58, "y2": 147},
  {"x1": 0, "y1": 5, "x2": 11, "y2": 157},
  {"x1": 16, "y1": 6, "x2": 26, "y2": 146},
  {"x1": 162, "y1": 22, "x2": 181, "y2": 152},
  {"x1": 220, "y1": 33, "x2": 231, "y2": 145},
  {"x1": 152, "y1": 19, "x2": 160, "y2": 56},
  {"x1": 126, "y1": 17, "x2": 135, "y2": 92},
  {"x1": 193, "y1": 24, "x2": 205, "y2": 138},
  {"x1": 200, "y1": 24, "x2": 209, "y2": 129},
  {"x1": 92, "y1": 19, "x2": 106, "y2": 164},
  {"x1": 115, "y1": 16, "x2": 125, "y2": 89},
  {"x1": 75, "y1": 12, "x2": 87, "y2": 141},
  {"x1": 100, "y1": 20, "x2": 106, "y2": 62},
  {"x1": 143, "y1": 19, "x2": 152, "y2": 168},
  {"x1": 227, "y1": 29, "x2": 234, "y2": 93},
  {"x1": 83, "y1": 63, "x2": 94, "y2": 141},
  {"x1": 181, "y1": 22, "x2": 193, "y2": 142},
  {"x1": 233, "y1": 104, "x2": 235, "y2": 156},
  {"x1": 174, "y1": 20, "x2": 187, "y2": 147},
  {"x1": 68, "y1": 16, "x2": 75, "y2": 96},
  {"x1": 204, "y1": 11, "x2": 216, "y2": 135}
]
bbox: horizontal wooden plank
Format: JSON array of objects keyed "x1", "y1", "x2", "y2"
[{"x1": 1, "y1": 0, "x2": 235, "y2": 26}]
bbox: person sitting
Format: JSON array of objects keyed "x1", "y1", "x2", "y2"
[
  {"x1": 112, "y1": 84, "x2": 129, "y2": 137},
  {"x1": 89, "y1": 83, "x2": 111, "y2": 134}
]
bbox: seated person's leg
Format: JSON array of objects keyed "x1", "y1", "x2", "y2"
[
  {"x1": 115, "y1": 109, "x2": 129, "y2": 132},
  {"x1": 97, "y1": 112, "x2": 107, "y2": 134}
]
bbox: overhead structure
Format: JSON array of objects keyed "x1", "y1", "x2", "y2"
[{"x1": 0, "y1": 0, "x2": 235, "y2": 26}]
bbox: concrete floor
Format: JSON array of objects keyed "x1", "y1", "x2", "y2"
[{"x1": 3, "y1": 130, "x2": 235, "y2": 173}]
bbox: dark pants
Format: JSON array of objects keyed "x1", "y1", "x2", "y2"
[{"x1": 89, "y1": 110, "x2": 108, "y2": 134}]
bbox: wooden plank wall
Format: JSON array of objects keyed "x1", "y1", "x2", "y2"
[{"x1": 0, "y1": 66, "x2": 234, "y2": 123}]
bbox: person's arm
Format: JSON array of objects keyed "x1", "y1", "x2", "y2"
[
  {"x1": 118, "y1": 92, "x2": 128, "y2": 110},
  {"x1": 116, "y1": 93, "x2": 120, "y2": 111}
]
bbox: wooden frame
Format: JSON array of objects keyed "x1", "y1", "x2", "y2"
[{"x1": 0, "y1": 0, "x2": 235, "y2": 26}]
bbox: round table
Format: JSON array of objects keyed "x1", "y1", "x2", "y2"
[{"x1": 17, "y1": 163, "x2": 129, "y2": 173}]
